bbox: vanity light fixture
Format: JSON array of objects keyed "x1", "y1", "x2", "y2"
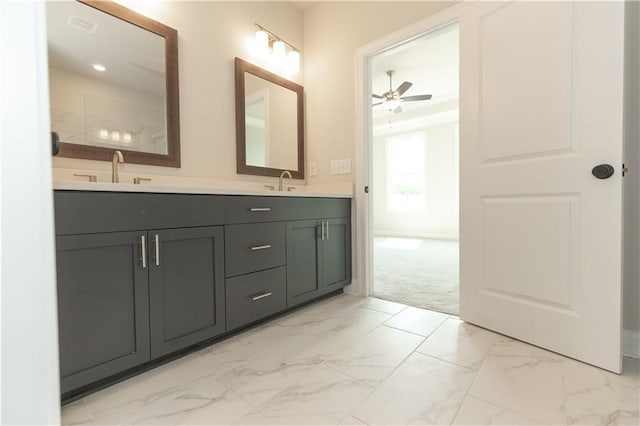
[
  {"x1": 254, "y1": 23, "x2": 300, "y2": 73},
  {"x1": 255, "y1": 29, "x2": 269, "y2": 51},
  {"x1": 273, "y1": 40, "x2": 286, "y2": 60},
  {"x1": 92, "y1": 63, "x2": 106, "y2": 72},
  {"x1": 288, "y1": 50, "x2": 300, "y2": 73}
]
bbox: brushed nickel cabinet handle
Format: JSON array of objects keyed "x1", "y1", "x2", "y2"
[
  {"x1": 154, "y1": 234, "x2": 160, "y2": 266},
  {"x1": 250, "y1": 244, "x2": 272, "y2": 251},
  {"x1": 251, "y1": 292, "x2": 273, "y2": 301},
  {"x1": 250, "y1": 207, "x2": 271, "y2": 212},
  {"x1": 133, "y1": 177, "x2": 152, "y2": 185},
  {"x1": 321, "y1": 221, "x2": 326, "y2": 240},
  {"x1": 140, "y1": 235, "x2": 147, "y2": 268},
  {"x1": 325, "y1": 221, "x2": 329, "y2": 240}
]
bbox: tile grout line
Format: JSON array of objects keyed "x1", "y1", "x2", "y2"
[
  {"x1": 446, "y1": 353, "x2": 485, "y2": 425},
  {"x1": 345, "y1": 325, "x2": 429, "y2": 419},
  {"x1": 381, "y1": 315, "x2": 449, "y2": 340}
]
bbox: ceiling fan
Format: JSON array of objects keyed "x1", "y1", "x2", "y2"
[{"x1": 372, "y1": 70, "x2": 432, "y2": 113}]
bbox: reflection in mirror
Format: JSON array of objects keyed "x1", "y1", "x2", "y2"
[
  {"x1": 235, "y1": 58, "x2": 304, "y2": 179},
  {"x1": 244, "y1": 74, "x2": 298, "y2": 170},
  {"x1": 46, "y1": 0, "x2": 180, "y2": 167}
]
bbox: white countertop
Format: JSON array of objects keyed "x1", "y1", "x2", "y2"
[{"x1": 53, "y1": 181, "x2": 353, "y2": 198}]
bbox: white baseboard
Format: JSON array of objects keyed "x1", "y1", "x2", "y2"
[
  {"x1": 343, "y1": 279, "x2": 361, "y2": 296},
  {"x1": 623, "y1": 329, "x2": 640, "y2": 358}
]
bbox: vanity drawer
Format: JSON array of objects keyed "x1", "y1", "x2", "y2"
[
  {"x1": 226, "y1": 266, "x2": 286, "y2": 330},
  {"x1": 224, "y1": 196, "x2": 288, "y2": 224},
  {"x1": 225, "y1": 222, "x2": 285, "y2": 277},
  {"x1": 54, "y1": 191, "x2": 224, "y2": 235}
]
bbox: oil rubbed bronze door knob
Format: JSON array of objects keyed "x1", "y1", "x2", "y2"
[{"x1": 592, "y1": 164, "x2": 615, "y2": 179}]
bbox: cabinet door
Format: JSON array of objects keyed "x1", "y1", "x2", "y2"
[
  {"x1": 320, "y1": 218, "x2": 352, "y2": 293},
  {"x1": 286, "y1": 220, "x2": 323, "y2": 307},
  {"x1": 148, "y1": 226, "x2": 225, "y2": 358},
  {"x1": 56, "y1": 231, "x2": 150, "y2": 393}
]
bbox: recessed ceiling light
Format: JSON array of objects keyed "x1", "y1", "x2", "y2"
[{"x1": 92, "y1": 63, "x2": 106, "y2": 72}]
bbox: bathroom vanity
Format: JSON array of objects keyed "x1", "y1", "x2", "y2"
[{"x1": 53, "y1": 184, "x2": 351, "y2": 397}]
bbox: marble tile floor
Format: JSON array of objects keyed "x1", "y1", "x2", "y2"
[{"x1": 62, "y1": 294, "x2": 639, "y2": 426}]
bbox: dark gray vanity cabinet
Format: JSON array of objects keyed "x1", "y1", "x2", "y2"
[
  {"x1": 54, "y1": 191, "x2": 226, "y2": 394},
  {"x1": 148, "y1": 226, "x2": 225, "y2": 358},
  {"x1": 286, "y1": 220, "x2": 323, "y2": 306},
  {"x1": 322, "y1": 218, "x2": 352, "y2": 293},
  {"x1": 286, "y1": 216, "x2": 352, "y2": 308},
  {"x1": 54, "y1": 191, "x2": 351, "y2": 396},
  {"x1": 56, "y1": 231, "x2": 150, "y2": 394}
]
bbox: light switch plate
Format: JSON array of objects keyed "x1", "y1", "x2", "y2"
[
  {"x1": 309, "y1": 162, "x2": 317, "y2": 177},
  {"x1": 330, "y1": 158, "x2": 351, "y2": 175}
]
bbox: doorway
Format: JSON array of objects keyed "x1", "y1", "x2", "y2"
[{"x1": 369, "y1": 24, "x2": 459, "y2": 315}]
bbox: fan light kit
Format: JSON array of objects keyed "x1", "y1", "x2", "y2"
[
  {"x1": 372, "y1": 70, "x2": 433, "y2": 113},
  {"x1": 254, "y1": 23, "x2": 300, "y2": 73}
]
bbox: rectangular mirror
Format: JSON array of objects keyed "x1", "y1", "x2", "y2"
[
  {"x1": 46, "y1": 0, "x2": 180, "y2": 167},
  {"x1": 235, "y1": 58, "x2": 304, "y2": 178}
]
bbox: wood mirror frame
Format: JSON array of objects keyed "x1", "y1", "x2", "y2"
[
  {"x1": 55, "y1": 0, "x2": 181, "y2": 167},
  {"x1": 235, "y1": 58, "x2": 304, "y2": 179}
]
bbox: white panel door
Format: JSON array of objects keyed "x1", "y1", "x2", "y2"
[{"x1": 459, "y1": 1, "x2": 625, "y2": 372}]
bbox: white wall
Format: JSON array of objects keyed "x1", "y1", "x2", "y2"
[
  {"x1": 52, "y1": 0, "x2": 304, "y2": 184},
  {"x1": 623, "y1": 0, "x2": 640, "y2": 343},
  {"x1": 1, "y1": 1, "x2": 61, "y2": 423},
  {"x1": 303, "y1": 1, "x2": 456, "y2": 185},
  {"x1": 373, "y1": 123, "x2": 459, "y2": 239}
]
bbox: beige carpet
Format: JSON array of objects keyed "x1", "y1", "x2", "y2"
[{"x1": 373, "y1": 237, "x2": 459, "y2": 315}]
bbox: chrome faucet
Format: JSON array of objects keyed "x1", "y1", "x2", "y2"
[
  {"x1": 112, "y1": 150, "x2": 124, "y2": 183},
  {"x1": 278, "y1": 170, "x2": 292, "y2": 191}
]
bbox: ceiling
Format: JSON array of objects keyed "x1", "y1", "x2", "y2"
[
  {"x1": 371, "y1": 23, "x2": 459, "y2": 120},
  {"x1": 46, "y1": 1, "x2": 166, "y2": 97}
]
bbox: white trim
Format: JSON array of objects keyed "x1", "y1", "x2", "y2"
[
  {"x1": 0, "y1": 1, "x2": 61, "y2": 423},
  {"x1": 373, "y1": 231, "x2": 459, "y2": 241},
  {"x1": 623, "y1": 329, "x2": 640, "y2": 359},
  {"x1": 354, "y1": 2, "x2": 470, "y2": 297}
]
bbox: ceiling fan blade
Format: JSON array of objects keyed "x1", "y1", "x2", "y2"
[
  {"x1": 400, "y1": 94, "x2": 433, "y2": 102},
  {"x1": 372, "y1": 93, "x2": 384, "y2": 99},
  {"x1": 395, "y1": 81, "x2": 413, "y2": 96},
  {"x1": 372, "y1": 102, "x2": 383, "y2": 107},
  {"x1": 393, "y1": 105, "x2": 402, "y2": 114}
]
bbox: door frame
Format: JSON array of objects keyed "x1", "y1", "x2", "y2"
[{"x1": 353, "y1": 3, "x2": 469, "y2": 297}]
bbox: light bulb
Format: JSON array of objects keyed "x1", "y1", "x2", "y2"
[
  {"x1": 123, "y1": 132, "x2": 132, "y2": 143},
  {"x1": 111, "y1": 131, "x2": 120, "y2": 142},
  {"x1": 288, "y1": 50, "x2": 300, "y2": 73},
  {"x1": 99, "y1": 129, "x2": 109, "y2": 140},
  {"x1": 273, "y1": 40, "x2": 286, "y2": 60},
  {"x1": 385, "y1": 99, "x2": 401, "y2": 112},
  {"x1": 255, "y1": 29, "x2": 269, "y2": 51},
  {"x1": 92, "y1": 63, "x2": 106, "y2": 72}
]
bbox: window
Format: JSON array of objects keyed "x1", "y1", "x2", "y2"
[{"x1": 386, "y1": 132, "x2": 426, "y2": 211}]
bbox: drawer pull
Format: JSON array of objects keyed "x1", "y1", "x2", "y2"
[
  {"x1": 249, "y1": 207, "x2": 271, "y2": 212},
  {"x1": 250, "y1": 244, "x2": 272, "y2": 251},
  {"x1": 251, "y1": 292, "x2": 273, "y2": 301},
  {"x1": 140, "y1": 235, "x2": 147, "y2": 268},
  {"x1": 154, "y1": 234, "x2": 160, "y2": 266}
]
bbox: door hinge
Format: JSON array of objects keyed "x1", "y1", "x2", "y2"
[
  {"x1": 622, "y1": 163, "x2": 628, "y2": 177},
  {"x1": 364, "y1": 186, "x2": 369, "y2": 194}
]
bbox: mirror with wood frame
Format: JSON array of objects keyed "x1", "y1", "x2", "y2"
[
  {"x1": 46, "y1": 0, "x2": 180, "y2": 167},
  {"x1": 235, "y1": 58, "x2": 304, "y2": 178}
]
